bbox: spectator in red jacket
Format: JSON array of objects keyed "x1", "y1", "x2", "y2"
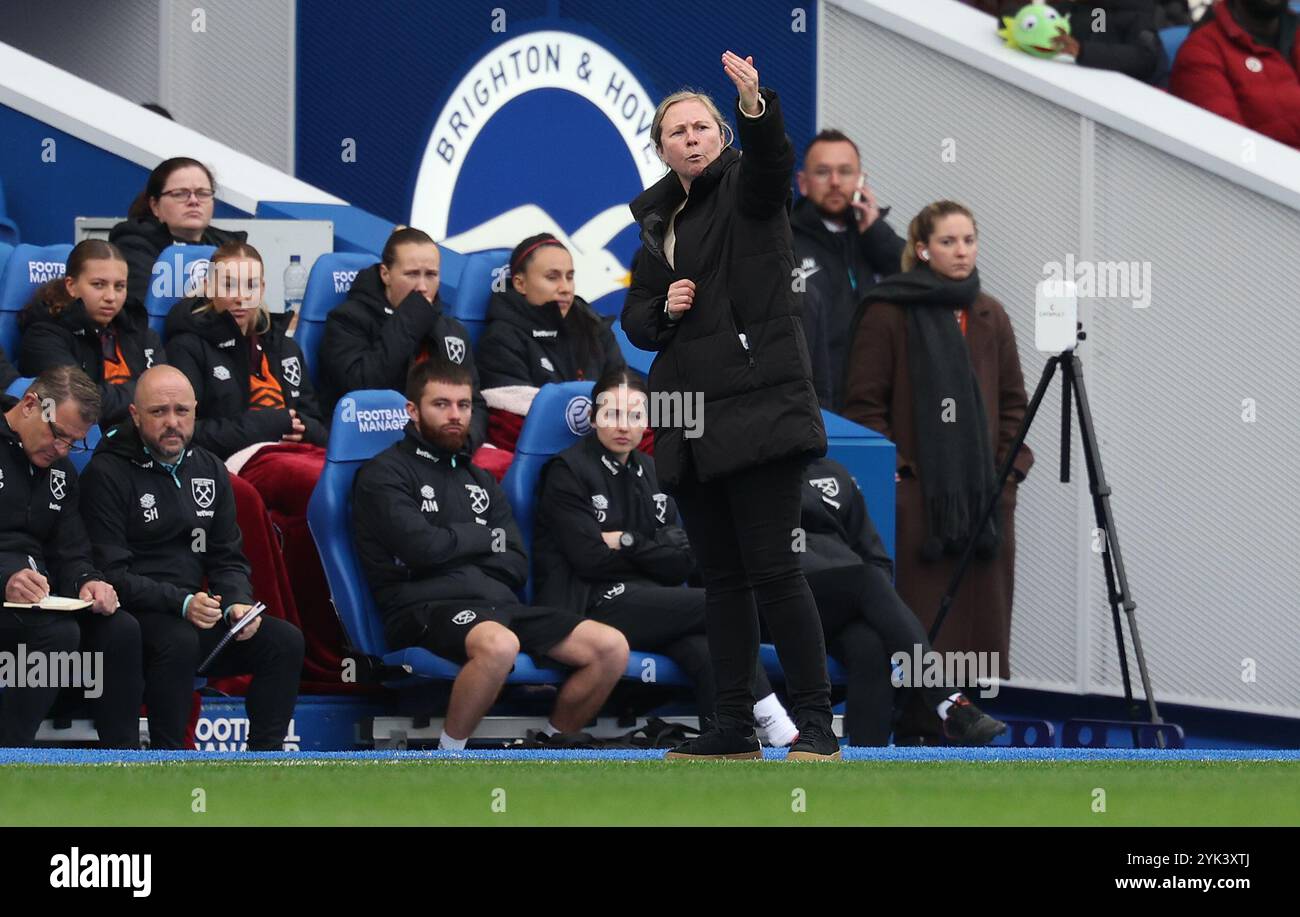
[{"x1": 1170, "y1": 0, "x2": 1300, "y2": 150}]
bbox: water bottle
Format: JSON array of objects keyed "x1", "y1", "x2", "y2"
[{"x1": 283, "y1": 254, "x2": 308, "y2": 314}]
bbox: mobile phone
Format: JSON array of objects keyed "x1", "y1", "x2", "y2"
[{"x1": 851, "y1": 171, "x2": 869, "y2": 207}]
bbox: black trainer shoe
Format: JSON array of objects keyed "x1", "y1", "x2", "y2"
[
  {"x1": 786, "y1": 723, "x2": 842, "y2": 761},
  {"x1": 942, "y1": 696, "x2": 1007, "y2": 746},
  {"x1": 664, "y1": 729, "x2": 762, "y2": 760}
]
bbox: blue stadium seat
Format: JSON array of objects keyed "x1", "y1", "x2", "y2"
[
  {"x1": 610, "y1": 316, "x2": 655, "y2": 376},
  {"x1": 306, "y1": 388, "x2": 564, "y2": 687},
  {"x1": 295, "y1": 251, "x2": 377, "y2": 386},
  {"x1": 1160, "y1": 25, "x2": 1190, "y2": 64},
  {"x1": 0, "y1": 175, "x2": 19, "y2": 246},
  {"x1": 499, "y1": 380, "x2": 690, "y2": 686},
  {"x1": 5, "y1": 375, "x2": 32, "y2": 398},
  {"x1": 441, "y1": 248, "x2": 509, "y2": 347},
  {"x1": 0, "y1": 243, "x2": 73, "y2": 362},
  {"x1": 144, "y1": 244, "x2": 216, "y2": 338}
]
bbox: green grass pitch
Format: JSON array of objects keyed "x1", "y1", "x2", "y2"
[{"x1": 2, "y1": 759, "x2": 1297, "y2": 826}]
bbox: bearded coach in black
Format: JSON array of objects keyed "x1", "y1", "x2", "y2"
[
  {"x1": 79, "y1": 366, "x2": 304, "y2": 750},
  {"x1": 352, "y1": 359, "x2": 628, "y2": 750}
]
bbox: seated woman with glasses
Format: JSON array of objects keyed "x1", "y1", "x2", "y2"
[
  {"x1": 109, "y1": 157, "x2": 248, "y2": 305},
  {"x1": 19, "y1": 239, "x2": 166, "y2": 428}
]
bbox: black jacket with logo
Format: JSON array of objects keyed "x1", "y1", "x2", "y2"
[
  {"x1": 0, "y1": 398, "x2": 101, "y2": 597},
  {"x1": 799, "y1": 456, "x2": 894, "y2": 579},
  {"x1": 18, "y1": 296, "x2": 166, "y2": 426},
  {"x1": 789, "y1": 196, "x2": 904, "y2": 411},
  {"x1": 164, "y1": 298, "x2": 327, "y2": 458},
  {"x1": 318, "y1": 264, "x2": 487, "y2": 446},
  {"x1": 477, "y1": 289, "x2": 625, "y2": 389},
  {"x1": 533, "y1": 435, "x2": 694, "y2": 613},
  {"x1": 353, "y1": 423, "x2": 528, "y2": 625},
  {"x1": 622, "y1": 88, "x2": 827, "y2": 489},
  {"x1": 78, "y1": 420, "x2": 252, "y2": 616},
  {"x1": 108, "y1": 216, "x2": 247, "y2": 306}
]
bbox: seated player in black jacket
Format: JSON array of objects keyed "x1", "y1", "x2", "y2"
[
  {"x1": 352, "y1": 358, "x2": 629, "y2": 749},
  {"x1": 79, "y1": 366, "x2": 304, "y2": 750},
  {"x1": 798, "y1": 456, "x2": 1006, "y2": 746},
  {"x1": 534, "y1": 368, "x2": 797, "y2": 744},
  {"x1": 0, "y1": 367, "x2": 142, "y2": 748},
  {"x1": 20, "y1": 239, "x2": 166, "y2": 427},
  {"x1": 318, "y1": 226, "x2": 487, "y2": 446}
]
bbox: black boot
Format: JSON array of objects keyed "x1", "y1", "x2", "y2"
[
  {"x1": 665, "y1": 728, "x2": 762, "y2": 761},
  {"x1": 942, "y1": 696, "x2": 1007, "y2": 746},
  {"x1": 786, "y1": 722, "x2": 842, "y2": 761}
]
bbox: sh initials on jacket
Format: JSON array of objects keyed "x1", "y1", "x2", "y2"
[{"x1": 140, "y1": 492, "x2": 159, "y2": 523}]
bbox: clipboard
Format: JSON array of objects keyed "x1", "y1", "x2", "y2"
[{"x1": 197, "y1": 601, "x2": 267, "y2": 674}]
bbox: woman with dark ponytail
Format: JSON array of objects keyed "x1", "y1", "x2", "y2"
[
  {"x1": 19, "y1": 239, "x2": 165, "y2": 426},
  {"x1": 109, "y1": 157, "x2": 247, "y2": 305},
  {"x1": 534, "y1": 367, "x2": 797, "y2": 746},
  {"x1": 476, "y1": 233, "x2": 626, "y2": 454},
  {"x1": 841, "y1": 200, "x2": 1032, "y2": 744}
]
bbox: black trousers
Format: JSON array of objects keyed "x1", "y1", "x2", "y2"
[
  {"x1": 807, "y1": 564, "x2": 952, "y2": 746},
  {"x1": 589, "y1": 584, "x2": 775, "y2": 729},
  {"x1": 674, "y1": 456, "x2": 832, "y2": 734},
  {"x1": 137, "y1": 613, "x2": 304, "y2": 750},
  {"x1": 0, "y1": 609, "x2": 144, "y2": 748}
]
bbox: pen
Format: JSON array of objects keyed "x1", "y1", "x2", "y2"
[{"x1": 27, "y1": 556, "x2": 48, "y2": 602}]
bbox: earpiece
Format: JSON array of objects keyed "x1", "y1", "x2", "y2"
[{"x1": 920, "y1": 249, "x2": 930, "y2": 261}]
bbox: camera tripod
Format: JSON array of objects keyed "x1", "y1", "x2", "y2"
[{"x1": 927, "y1": 324, "x2": 1163, "y2": 744}]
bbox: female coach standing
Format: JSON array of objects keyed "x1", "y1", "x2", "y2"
[{"x1": 621, "y1": 52, "x2": 835, "y2": 761}]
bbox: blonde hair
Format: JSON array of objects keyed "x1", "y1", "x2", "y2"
[
  {"x1": 902, "y1": 200, "x2": 978, "y2": 272},
  {"x1": 650, "y1": 89, "x2": 734, "y2": 154},
  {"x1": 194, "y1": 241, "x2": 271, "y2": 335}
]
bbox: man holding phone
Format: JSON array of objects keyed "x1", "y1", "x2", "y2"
[
  {"x1": 79, "y1": 366, "x2": 304, "y2": 750},
  {"x1": 792, "y1": 130, "x2": 905, "y2": 411}
]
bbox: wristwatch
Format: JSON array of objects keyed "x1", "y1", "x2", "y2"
[{"x1": 619, "y1": 532, "x2": 636, "y2": 549}]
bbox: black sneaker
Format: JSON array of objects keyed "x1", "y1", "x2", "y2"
[
  {"x1": 664, "y1": 729, "x2": 762, "y2": 760},
  {"x1": 942, "y1": 696, "x2": 1007, "y2": 746},
  {"x1": 786, "y1": 723, "x2": 842, "y2": 761}
]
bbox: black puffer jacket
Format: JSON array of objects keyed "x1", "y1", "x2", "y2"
[
  {"x1": 18, "y1": 296, "x2": 165, "y2": 426},
  {"x1": 621, "y1": 87, "x2": 827, "y2": 489},
  {"x1": 533, "y1": 434, "x2": 694, "y2": 613},
  {"x1": 108, "y1": 215, "x2": 247, "y2": 306},
  {"x1": 0, "y1": 350, "x2": 17, "y2": 392},
  {"x1": 477, "y1": 288, "x2": 624, "y2": 389},
  {"x1": 318, "y1": 264, "x2": 487, "y2": 446},
  {"x1": 164, "y1": 299, "x2": 327, "y2": 458}
]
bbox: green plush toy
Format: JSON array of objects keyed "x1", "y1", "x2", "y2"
[{"x1": 997, "y1": 3, "x2": 1071, "y2": 59}]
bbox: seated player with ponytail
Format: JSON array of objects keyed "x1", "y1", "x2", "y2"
[
  {"x1": 476, "y1": 234, "x2": 628, "y2": 457},
  {"x1": 20, "y1": 239, "x2": 165, "y2": 427}
]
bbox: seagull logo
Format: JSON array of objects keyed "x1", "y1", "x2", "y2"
[{"x1": 411, "y1": 30, "x2": 663, "y2": 311}]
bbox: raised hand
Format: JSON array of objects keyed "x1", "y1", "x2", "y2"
[{"x1": 721, "y1": 51, "x2": 760, "y2": 116}]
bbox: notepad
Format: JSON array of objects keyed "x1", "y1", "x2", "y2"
[
  {"x1": 197, "y1": 601, "x2": 267, "y2": 674},
  {"x1": 3, "y1": 596, "x2": 92, "y2": 611}
]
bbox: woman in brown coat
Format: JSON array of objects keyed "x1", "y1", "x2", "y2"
[{"x1": 841, "y1": 200, "x2": 1032, "y2": 742}]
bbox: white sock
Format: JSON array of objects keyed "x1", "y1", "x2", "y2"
[
  {"x1": 753, "y1": 694, "x2": 798, "y2": 746},
  {"x1": 542, "y1": 721, "x2": 563, "y2": 736},
  {"x1": 936, "y1": 692, "x2": 964, "y2": 721},
  {"x1": 439, "y1": 732, "x2": 468, "y2": 750}
]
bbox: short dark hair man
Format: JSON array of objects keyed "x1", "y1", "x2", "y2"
[
  {"x1": 791, "y1": 130, "x2": 905, "y2": 411},
  {"x1": 79, "y1": 365, "x2": 304, "y2": 750},
  {"x1": 0, "y1": 367, "x2": 142, "y2": 747},
  {"x1": 353, "y1": 358, "x2": 629, "y2": 749}
]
